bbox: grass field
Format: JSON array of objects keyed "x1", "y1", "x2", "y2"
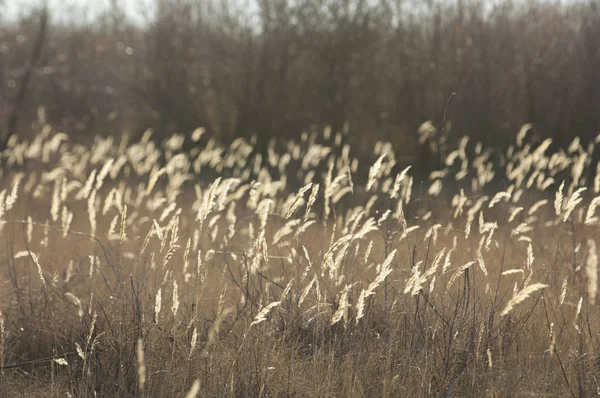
[{"x1": 0, "y1": 124, "x2": 599, "y2": 397}]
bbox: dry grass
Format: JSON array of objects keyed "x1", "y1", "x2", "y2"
[{"x1": 0, "y1": 123, "x2": 599, "y2": 397}]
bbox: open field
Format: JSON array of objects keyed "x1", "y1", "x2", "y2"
[{"x1": 0, "y1": 124, "x2": 599, "y2": 396}]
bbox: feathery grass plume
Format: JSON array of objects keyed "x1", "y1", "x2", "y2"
[
  {"x1": 196, "y1": 249, "x2": 206, "y2": 285},
  {"x1": 86, "y1": 309, "x2": 97, "y2": 354},
  {"x1": 152, "y1": 219, "x2": 164, "y2": 243},
  {"x1": 251, "y1": 301, "x2": 280, "y2": 327},
  {"x1": 256, "y1": 199, "x2": 273, "y2": 232},
  {"x1": 586, "y1": 239, "x2": 598, "y2": 305},
  {"x1": 500, "y1": 283, "x2": 548, "y2": 316},
  {"x1": 508, "y1": 207, "x2": 524, "y2": 222},
  {"x1": 159, "y1": 202, "x2": 177, "y2": 222},
  {"x1": 169, "y1": 216, "x2": 179, "y2": 249},
  {"x1": 4, "y1": 173, "x2": 23, "y2": 211},
  {"x1": 24, "y1": 172, "x2": 37, "y2": 194},
  {"x1": 247, "y1": 181, "x2": 260, "y2": 210},
  {"x1": 541, "y1": 177, "x2": 555, "y2": 191},
  {"x1": 452, "y1": 189, "x2": 468, "y2": 218},
  {"x1": 161, "y1": 242, "x2": 180, "y2": 269},
  {"x1": 512, "y1": 189, "x2": 524, "y2": 203},
  {"x1": 332, "y1": 185, "x2": 353, "y2": 204},
  {"x1": 295, "y1": 219, "x2": 316, "y2": 239},
  {"x1": 197, "y1": 178, "x2": 221, "y2": 232},
  {"x1": 363, "y1": 240, "x2": 373, "y2": 264},
  {"x1": 548, "y1": 322, "x2": 556, "y2": 357},
  {"x1": 119, "y1": 204, "x2": 127, "y2": 243},
  {"x1": 329, "y1": 243, "x2": 350, "y2": 282},
  {"x1": 154, "y1": 288, "x2": 162, "y2": 324},
  {"x1": 526, "y1": 243, "x2": 534, "y2": 270},
  {"x1": 424, "y1": 224, "x2": 442, "y2": 245},
  {"x1": 516, "y1": 123, "x2": 532, "y2": 147},
  {"x1": 42, "y1": 219, "x2": 49, "y2": 247},
  {"x1": 428, "y1": 179, "x2": 442, "y2": 196},
  {"x1": 285, "y1": 183, "x2": 312, "y2": 219},
  {"x1": 400, "y1": 225, "x2": 419, "y2": 241},
  {"x1": 489, "y1": 191, "x2": 511, "y2": 209},
  {"x1": 87, "y1": 189, "x2": 97, "y2": 237},
  {"x1": 402, "y1": 175, "x2": 413, "y2": 203},
  {"x1": 139, "y1": 225, "x2": 153, "y2": 256},
  {"x1": 182, "y1": 238, "x2": 191, "y2": 275},
  {"x1": 298, "y1": 276, "x2": 316, "y2": 307},
  {"x1": 65, "y1": 260, "x2": 75, "y2": 283},
  {"x1": 185, "y1": 379, "x2": 201, "y2": 398},
  {"x1": 418, "y1": 120, "x2": 437, "y2": 143},
  {"x1": 29, "y1": 252, "x2": 46, "y2": 286},
  {"x1": 447, "y1": 261, "x2": 475, "y2": 289},
  {"x1": 354, "y1": 217, "x2": 378, "y2": 240},
  {"x1": 65, "y1": 292, "x2": 84, "y2": 320},
  {"x1": 391, "y1": 166, "x2": 411, "y2": 199},
  {"x1": 26, "y1": 216, "x2": 33, "y2": 243},
  {"x1": 559, "y1": 276, "x2": 568, "y2": 305},
  {"x1": 76, "y1": 343, "x2": 85, "y2": 360},
  {"x1": 442, "y1": 247, "x2": 454, "y2": 274},
  {"x1": 226, "y1": 202, "x2": 237, "y2": 239},
  {"x1": 478, "y1": 211, "x2": 496, "y2": 234},
  {"x1": 95, "y1": 158, "x2": 115, "y2": 190},
  {"x1": 0, "y1": 190, "x2": 6, "y2": 223},
  {"x1": 88, "y1": 255, "x2": 99, "y2": 277},
  {"x1": 563, "y1": 187, "x2": 586, "y2": 221},
  {"x1": 53, "y1": 358, "x2": 68, "y2": 366},
  {"x1": 428, "y1": 248, "x2": 446, "y2": 278},
  {"x1": 273, "y1": 219, "x2": 301, "y2": 246},
  {"x1": 555, "y1": 181, "x2": 565, "y2": 216},
  {"x1": 137, "y1": 338, "x2": 146, "y2": 391},
  {"x1": 528, "y1": 199, "x2": 548, "y2": 216},
  {"x1": 568, "y1": 136, "x2": 582, "y2": 154},
  {"x1": 51, "y1": 178, "x2": 61, "y2": 222},
  {"x1": 468, "y1": 196, "x2": 489, "y2": 219},
  {"x1": 404, "y1": 261, "x2": 423, "y2": 295},
  {"x1": 102, "y1": 188, "x2": 119, "y2": 215},
  {"x1": 191, "y1": 127, "x2": 205, "y2": 142},
  {"x1": 570, "y1": 153, "x2": 587, "y2": 191},
  {"x1": 477, "y1": 237, "x2": 488, "y2": 276},
  {"x1": 585, "y1": 196, "x2": 600, "y2": 224},
  {"x1": 60, "y1": 176, "x2": 70, "y2": 202},
  {"x1": 574, "y1": 296, "x2": 583, "y2": 332},
  {"x1": 502, "y1": 269, "x2": 525, "y2": 276},
  {"x1": 484, "y1": 222, "x2": 498, "y2": 250},
  {"x1": 356, "y1": 249, "x2": 397, "y2": 323},
  {"x1": 107, "y1": 214, "x2": 119, "y2": 240},
  {"x1": 595, "y1": 163, "x2": 600, "y2": 193},
  {"x1": 487, "y1": 348, "x2": 493, "y2": 369},
  {"x1": 303, "y1": 183, "x2": 319, "y2": 222},
  {"x1": 189, "y1": 326, "x2": 198, "y2": 359},
  {"x1": 344, "y1": 164, "x2": 354, "y2": 191},
  {"x1": 465, "y1": 217, "x2": 473, "y2": 239},
  {"x1": 322, "y1": 159, "x2": 334, "y2": 219},
  {"x1": 280, "y1": 278, "x2": 295, "y2": 302},
  {"x1": 331, "y1": 284, "x2": 351, "y2": 326},
  {"x1": 355, "y1": 290, "x2": 368, "y2": 324},
  {"x1": 367, "y1": 154, "x2": 386, "y2": 191},
  {"x1": 511, "y1": 222, "x2": 532, "y2": 236}
]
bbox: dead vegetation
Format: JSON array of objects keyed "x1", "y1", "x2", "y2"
[{"x1": 0, "y1": 122, "x2": 599, "y2": 396}]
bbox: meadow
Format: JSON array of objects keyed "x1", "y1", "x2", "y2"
[{"x1": 0, "y1": 122, "x2": 599, "y2": 397}]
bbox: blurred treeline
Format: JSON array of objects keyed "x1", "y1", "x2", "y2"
[{"x1": 1, "y1": 0, "x2": 600, "y2": 162}]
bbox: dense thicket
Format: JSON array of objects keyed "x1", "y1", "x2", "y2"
[{"x1": 1, "y1": 0, "x2": 600, "y2": 161}]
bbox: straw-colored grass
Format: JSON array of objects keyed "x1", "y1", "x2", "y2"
[{"x1": 0, "y1": 123, "x2": 599, "y2": 396}]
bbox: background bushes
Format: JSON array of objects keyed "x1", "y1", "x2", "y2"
[{"x1": 1, "y1": 0, "x2": 599, "y2": 162}]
